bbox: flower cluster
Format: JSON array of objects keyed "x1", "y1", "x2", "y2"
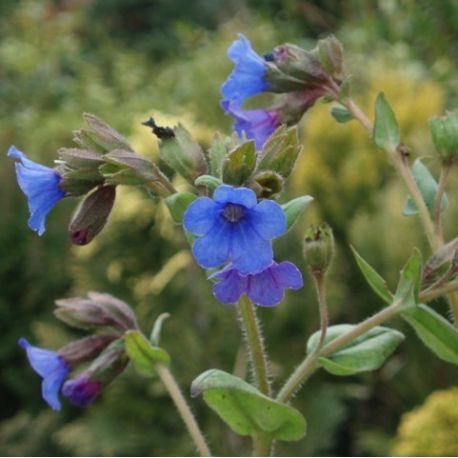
[
  {"x1": 19, "y1": 293, "x2": 135, "y2": 410},
  {"x1": 220, "y1": 34, "x2": 344, "y2": 149},
  {"x1": 184, "y1": 184, "x2": 303, "y2": 306}
]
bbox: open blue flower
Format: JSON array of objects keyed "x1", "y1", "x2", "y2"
[
  {"x1": 222, "y1": 100, "x2": 281, "y2": 149},
  {"x1": 183, "y1": 185, "x2": 286, "y2": 275},
  {"x1": 19, "y1": 338, "x2": 70, "y2": 410},
  {"x1": 211, "y1": 261, "x2": 304, "y2": 307},
  {"x1": 221, "y1": 34, "x2": 270, "y2": 105},
  {"x1": 8, "y1": 145, "x2": 65, "y2": 235},
  {"x1": 62, "y1": 374, "x2": 102, "y2": 407}
]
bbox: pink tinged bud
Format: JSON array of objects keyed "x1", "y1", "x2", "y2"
[
  {"x1": 62, "y1": 375, "x2": 103, "y2": 407},
  {"x1": 69, "y1": 185, "x2": 116, "y2": 245},
  {"x1": 58, "y1": 335, "x2": 118, "y2": 366}
]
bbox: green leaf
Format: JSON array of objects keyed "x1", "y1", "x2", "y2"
[
  {"x1": 395, "y1": 249, "x2": 422, "y2": 309},
  {"x1": 222, "y1": 141, "x2": 256, "y2": 185},
  {"x1": 194, "y1": 174, "x2": 222, "y2": 190},
  {"x1": 331, "y1": 106, "x2": 353, "y2": 123},
  {"x1": 307, "y1": 325, "x2": 405, "y2": 376},
  {"x1": 281, "y1": 196, "x2": 314, "y2": 230},
  {"x1": 124, "y1": 330, "x2": 170, "y2": 378},
  {"x1": 351, "y1": 246, "x2": 393, "y2": 303},
  {"x1": 403, "y1": 159, "x2": 448, "y2": 217},
  {"x1": 402, "y1": 304, "x2": 458, "y2": 365},
  {"x1": 164, "y1": 192, "x2": 197, "y2": 224},
  {"x1": 208, "y1": 133, "x2": 230, "y2": 177},
  {"x1": 373, "y1": 93, "x2": 400, "y2": 150},
  {"x1": 191, "y1": 369, "x2": 306, "y2": 441}
]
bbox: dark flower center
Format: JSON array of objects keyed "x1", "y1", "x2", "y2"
[{"x1": 222, "y1": 204, "x2": 245, "y2": 223}]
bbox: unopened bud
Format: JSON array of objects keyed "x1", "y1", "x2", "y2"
[
  {"x1": 155, "y1": 122, "x2": 208, "y2": 183},
  {"x1": 69, "y1": 185, "x2": 116, "y2": 245},
  {"x1": 315, "y1": 35, "x2": 345, "y2": 81},
  {"x1": 429, "y1": 111, "x2": 458, "y2": 164},
  {"x1": 303, "y1": 223, "x2": 334, "y2": 276},
  {"x1": 58, "y1": 335, "x2": 117, "y2": 365},
  {"x1": 55, "y1": 292, "x2": 136, "y2": 331},
  {"x1": 422, "y1": 237, "x2": 458, "y2": 285},
  {"x1": 82, "y1": 113, "x2": 133, "y2": 152},
  {"x1": 250, "y1": 170, "x2": 284, "y2": 198}
]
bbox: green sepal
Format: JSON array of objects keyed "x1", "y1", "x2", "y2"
[
  {"x1": 282, "y1": 196, "x2": 314, "y2": 231},
  {"x1": 307, "y1": 325, "x2": 405, "y2": 376},
  {"x1": 222, "y1": 140, "x2": 256, "y2": 185},
  {"x1": 194, "y1": 174, "x2": 222, "y2": 191},
  {"x1": 373, "y1": 93, "x2": 400, "y2": 151},
  {"x1": 208, "y1": 133, "x2": 232, "y2": 177},
  {"x1": 124, "y1": 330, "x2": 170, "y2": 378},
  {"x1": 403, "y1": 159, "x2": 448, "y2": 217},
  {"x1": 164, "y1": 192, "x2": 197, "y2": 224},
  {"x1": 351, "y1": 246, "x2": 393, "y2": 303},
  {"x1": 402, "y1": 304, "x2": 458, "y2": 365},
  {"x1": 191, "y1": 369, "x2": 306, "y2": 441},
  {"x1": 331, "y1": 106, "x2": 353, "y2": 123},
  {"x1": 395, "y1": 249, "x2": 422, "y2": 309}
]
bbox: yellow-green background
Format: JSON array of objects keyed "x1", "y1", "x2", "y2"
[{"x1": 1, "y1": 0, "x2": 457, "y2": 455}]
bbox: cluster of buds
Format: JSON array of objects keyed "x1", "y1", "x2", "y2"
[
  {"x1": 8, "y1": 114, "x2": 175, "y2": 244},
  {"x1": 19, "y1": 292, "x2": 137, "y2": 410}
]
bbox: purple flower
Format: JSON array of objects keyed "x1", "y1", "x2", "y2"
[
  {"x1": 19, "y1": 338, "x2": 70, "y2": 410},
  {"x1": 222, "y1": 100, "x2": 281, "y2": 149},
  {"x1": 221, "y1": 34, "x2": 270, "y2": 105},
  {"x1": 211, "y1": 261, "x2": 304, "y2": 307},
  {"x1": 183, "y1": 185, "x2": 286, "y2": 275},
  {"x1": 62, "y1": 374, "x2": 102, "y2": 407},
  {"x1": 8, "y1": 146, "x2": 65, "y2": 235}
]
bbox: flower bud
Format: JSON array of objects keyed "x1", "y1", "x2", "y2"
[
  {"x1": 54, "y1": 292, "x2": 136, "y2": 331},
  {"x1": 315, "y1": 35, "x2": 345, "y2": 81},
  {"x1": 250, "y1": 170, "x2": 284, "y2": 198},
  {"x1": 58, "y1": 335, "x2": 118, "y2": 366},
  {"x1": 69, "y1": 185, "x2": 116, "y2": 245},
  {"x1": 303, "y1": 223, "x2": 335, "y2": 276},
  {"x1": 62, "y1": 339, "x2": 128, "y2": 407},
  {"x1": 429, "y1": 111, "x2": 458, "y2": 164}
]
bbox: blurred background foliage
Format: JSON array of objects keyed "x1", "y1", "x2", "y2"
[{"x1": 1, "y1": 0, "x2": 457, "y2": 455}]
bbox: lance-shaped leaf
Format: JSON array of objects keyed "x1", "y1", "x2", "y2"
[
  {"x1": 307, "y1": 325, "x2": 405, "y2": 376},
  {"x1": 164, "y1": 192, "x2": 197, "y2": 224},
  {"x1": 222, "y1": 140, "x2": 256, "y2": 185},
  {"x1": 282, "y1": 196, "x2": 314, "y2": 231},
  {"x1": 331, "y1": 106, "x2": 353, "y2": 123},
  {"x1": 402, "y1": 304, "x2": 458, "y2": 365},
  {"x1": 373, "y1": 93, "x2": 400, "y2": 151},
  {"x1": 159, "y1": 124, "x2": 208, "y2": 183},
  {"x1": 191, "y1": 369, "x2": 306, "y2": 441},
  {"x1": 257, "y1": 126, "x2": 302, "y2": 178},
  {"x1": 124, "y1": 330, "x2": 170, "y2": 378},
  {"x1": 208, "y1": 133, "x2": 231, "y2": 177},
  {"x1": 351, "y1": 246, "x2": 393, "y2": 303},
  {"x1": 395, "y1": 249, "x2": 422, "y2": 309},
  {"x1": 403, "y1": 159, "x2": 448, "y2": 217}
]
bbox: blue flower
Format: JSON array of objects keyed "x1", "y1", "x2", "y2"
[
  {"x1": 221, "y1": 34, "x2": 270, "y2": 105},
  {"x1": 211, "y1": 261, "x2": 304, "y2": 307},
  {"x1": 19, "y1": 338, "x2": 70, "y2": 410},
  {"x1": 183, "y1": 185, "x2": 286, "y2": 275},
  {"x1": 221, "y1": 100, "x2": 281, "y2": 149},
  {"x1": 62, "y1": 374, "x2": 102, "y2": 407},
  {"x1": 8, "y1": 145, "x2": 65, "y2": 235}
]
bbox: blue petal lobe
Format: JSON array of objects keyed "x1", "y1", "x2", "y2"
[
  {"x1": 212, "y1": 267, "x2": 248, "y2": 304},
  {"x1": 214, "y1": 185, "x2": 257, "y2": 208},
  {"x1": 272, "y1": 261, "x2": 304, "y2": 289},
  {"x1": 183, "y1": 197, "x2": 217, "y2": 236},
  {"x1": 230, "y1": 220, "x2": 273, "y2": 274},
  {"x1": 250, "y1": 200, "x2": 286, "y2": 240},
  {"x1": 247, "y1": 267, "x2": 284, "y2": 307},
  {"x1": 192, "y1": 219, "x2": 231, "y2": 268}
]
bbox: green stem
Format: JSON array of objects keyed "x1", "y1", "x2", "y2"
[
  {"x1": 434, "y1": 164, "x2": 451, "y2": 246},
  {"x1": 312, "y1": 273, "x2": 329, "y2": 349},
  {"x1": 276, "y1": 300, "x2": 402, "y2": 403},
  {"x1": 237, "y1": 295, "x2": 271, "y2": 396},
  {"x1": 420, "y1": 281, "x2": 458, "y2": 302},
  {"x1": 252, "y1": 433, "x2": 272, "y2": 457},
  {"x1": 157, "y1": 365, "x2": 211, "y2": 457}
]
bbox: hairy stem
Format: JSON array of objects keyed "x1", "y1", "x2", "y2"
[
  {"x1": 237, "y1": 295, "x2": 271, "y2": 396},
  {"x1": 276, "y1": 300, "x2": 402, "y2": 403},
  {"x1": 157, "y1": 365, "x2": 211, "y2": 457},
  {"x1": 434, "y1": 164, "x2": 451, "y2": 246},
  {"x1": 313, "y1": 273, "x2": 329, "y2": 349}
]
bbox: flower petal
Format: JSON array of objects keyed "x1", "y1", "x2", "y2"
[
  {"x1": 192, "y1": 219, "x2": 231, "y2": 268},
  {"x1": 272, "y1": 261, "x2": 304, "y2": 290},
  {"x1": 42, "y1": 368, "x2": 69, "y2": 410},
  {"x1": 230, "y1": 221, "x2": 273, "y2": 274},
  {"x1": 183, "y1": 197, "x2": 218, "y2": 236},
  {"x1": 62, "y1": 375, "x2": 102, "y2": 407},
  {"x1": 249, "y1": 200, "x2": 286, "y2": 240},
  {"x1": 247, "y1": 268, "x2": 284, "y2": 307},
  {"x1": 213, "y1": 184, "x2": 257, "y2": 208},
  {"x1": 212, "y1": 267, "x2": 248, "y2": 304}
]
